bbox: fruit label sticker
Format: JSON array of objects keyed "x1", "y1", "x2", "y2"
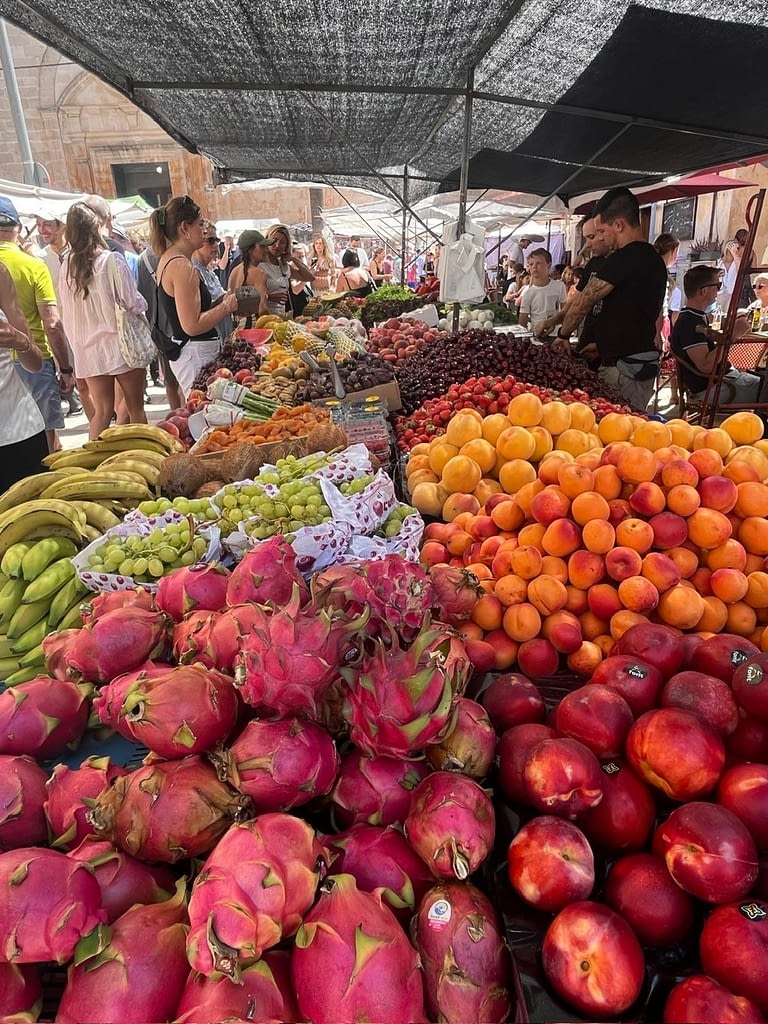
[
  {"x1": 427, "y1": 899, "x2": 452, "y2": 930},
  {"x1": 601, "y1": 762, "x2": 621, "y2": 775},
  {"x1": 731, "y1": 649, "x2": 751, "y2": 666},
  {"x1": 744, "y1": 664, "x2": 764, "y2": 687},
  {"x1": 626, "y1": 665, "x2": 646, "y2": 679},
  {"x1": 739, "y1": 903, "x2": 767, "y2": 921}
]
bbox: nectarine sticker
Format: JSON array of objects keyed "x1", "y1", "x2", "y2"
[
  {"x1": 427, "y1": 898, "x2": 452, "y2": 930},
  {"x1": 744, "y1": 664, "x2": 764, "y2": 686},
  {"x1": 739, "y1": 902, "x2": 767, "y2": 920}
]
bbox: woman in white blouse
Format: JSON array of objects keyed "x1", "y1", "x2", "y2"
[
  {"x1": 59, "y1": 203, "x2": 149, "y2": 439},
  {"x1": 0, "y1": 263, "x2": 47, "y2": 489}
]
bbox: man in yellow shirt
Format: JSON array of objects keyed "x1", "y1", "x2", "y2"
[{"x1": 0, "y1": 196, "x2": 75, "y2": 451}]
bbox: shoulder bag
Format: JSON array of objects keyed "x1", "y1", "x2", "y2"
[{"x1": 107, "y1": 254, "x2": 156, "y2": 369}]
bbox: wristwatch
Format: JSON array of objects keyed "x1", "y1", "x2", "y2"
[{"x1": 59, "y1": 366, "x2": 74, "y2": 374}]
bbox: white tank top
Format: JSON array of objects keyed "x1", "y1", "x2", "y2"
[{"x1": 258, "y1": 259, "x2": 290, "y2": 314}]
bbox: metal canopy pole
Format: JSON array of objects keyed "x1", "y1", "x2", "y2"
[
  {"x1": 0, "y1": 20, "x2": 37, "y2": 185},
  {"x1": 401, "y1": 167, "x2": 409, "y2": 286},
  {"x1": 452, "y1": 67, "x2": 475, "y2": 333}
]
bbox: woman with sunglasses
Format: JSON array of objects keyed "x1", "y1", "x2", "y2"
[
  {"x1": 192, "y1": 223, "x2": 232, "y2": 341},
  {"x1": 150, "y1": 196, "x2": 237, "y2": 401},
  {"x1": 259, "y1": 224, "x2": 314, "y2": 315}
]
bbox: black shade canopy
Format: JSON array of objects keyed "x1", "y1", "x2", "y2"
[{"x1": 2, "y1": 1, "x2": 767, "y2": 202}]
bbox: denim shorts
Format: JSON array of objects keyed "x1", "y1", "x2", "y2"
[{"x1": 15, "y1": 357, "x2": 65, "y2": 431}]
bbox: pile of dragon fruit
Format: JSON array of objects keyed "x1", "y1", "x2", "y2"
[{"x1": 0, "y1": 540, "x2": 512, "y2": 1024}]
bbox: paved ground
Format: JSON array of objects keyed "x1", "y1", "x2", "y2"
[{"x1": 59, "y1": 383, "x2": 172, "y2": 450}]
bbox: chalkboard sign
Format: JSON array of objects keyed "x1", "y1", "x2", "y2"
[{"x1": 662, "y1": 198, "x2": 697, "y2": 240}]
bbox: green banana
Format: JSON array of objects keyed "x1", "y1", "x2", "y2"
[
  {"x1": 4, "y1": 665, "x2": 43, "y2": 686},
  {"x1": 47, "y1": 575, "x2": 89, "y2": 628},
  {"x1": 57, "y1": 605, "x2": 86, "y2": 630},
  {"x1": 7, "y1": 598, "x2": 50, "y2": 640},
  {"x1": 0, "y1": 633, "x2": 16, "y2": 659},
  {"x1": 21, "y1": 536, "x2": 78, "y2": 581},
  {"x1": 21, "y1": 557, "x2": 76, "y2": 605},
  {"x1": 18, "y1": 642, "x2": 46, "y2": 670},
  {"x1": 70, "y1": 501, "x2": 121, "y2": 533},
  {"x1": 1, "y1": 542, "x2": 32, "y2": 580},
  {"x1": 0, "y1": 656, "x2": 22, "y2": 681},
  {"x1": 0, "y1": 579, "x2": 28, "y2": 625},
  {"x1": 10, "y1": 618, "x2": 49, "y2": 655}
]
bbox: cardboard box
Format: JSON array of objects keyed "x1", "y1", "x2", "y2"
[{"x1": 312, "y1": 380, "x2": 402, "y2": 413}]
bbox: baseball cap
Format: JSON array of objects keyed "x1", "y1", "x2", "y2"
[
  {"x1": 36, "y1": 206, "x2": 63, "y2": 224},
  {"x1": 238, "y1": 229, "x2": 271, "y2": 250},
  {"x1": 0, "y1": 197, "x2": 21, "y2": 227}
]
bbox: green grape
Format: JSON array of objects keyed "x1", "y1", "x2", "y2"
[
  {"x1": 385, "y1": 520, "x2": 401, "y2": 538},
  {"x1": 138, "y1": 500, "x2": 157, "y2": 516},
  {"x1": 174, "y1": 498, "x2": 190, "y2": 514},
  {"x1": 227, "y1": 508, "x2": 244, "y2": 524},
  {"x1": 289, "y1": 520, "x2": 304, "y2": 531},
  {"x1": 147, "y1": 557, "x2": 165, "y2": 578},
  {"x1": 319, "y1": 505, "x2": 331, "y2": 517},
  {"x1": 87, "y1": 554, "x2": 103, "y2": 568},
  {"x1": 133, "y1": 556, "x2": 149, "y2": 576},
  {"x1": 118, "y1": 558, "x2": 135, "y2": 576},
  {"x1": 221, "y1": 494, "x2": 238, "y2": 509},
  {"x1": 180, "y1": 550, "x2": 196, "y2": 566},
  {"x1": 192, "y1": 537, "x2": 207, "y2": 557},
  {"x1": 148, "y1": 528, "x2": 166, "y2": 546},
  {"x1": 205, "y1": 507, "x2": 219, "y2": 521},
  {"x1": 157, "y1": 546, "x2": 178, "y2": 564}
]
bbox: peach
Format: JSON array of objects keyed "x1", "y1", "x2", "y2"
[
  {"x1": 579, "y1": 610, "x2": 610, "y2": 641},
  {"x1": 555, "y1": 428, "x2": 597, "y2": 457},
  {"x1": 564, "y1": 585, "x2": 589, "y2": 616},
  {"x1": 530, "y1": 486, "x2": 571, "y2": 526},
  {"x1": 474, "y1": 477, "x2": 503, "y2": 505},
  {"x1": 567, "y1": 550, "x2": 605, "y2": 590},
  {"x1": 694, "y1": 427, "x2": 734, "y2": 457},
  {"x1": 739, "y1": 516, "x2": 768, "y2": 556},
  {"x1": 690, "y1": 566, "x2": 713, "y2": 596},
  {"x1": 441, "y1": 492, "x2": 481, "y2": 522},
  {"x1": 616, "y1": 445, "x2": 657, "y2": 484},
  {"x1": 626, "y1": 707, "x2": 725, "y2": 801},
  {"x1": 529, "y1": 426, "x2": 554, "y2": 461},
  {"x1": 470, "y1": 593, "x2": 504, "y2": 631},
  {"x1": 641, "y1": 552, "x2": 681, "y2": 593},
  {"x1": 698, "y1": 475, "x2": 739, "y2": 513},
  {"x1": 419, "y1": 540, "x2": 450, "y2": 567},
  {"x1": 567, "y1": 642, "x2": 604, "y2": 677},
  {"x1": 722, "y1": 458, "x2": 761, "y2": 484},
  {"x1": 541, "y1": 518, "x2": 582, "y2": 558},
  {"x1": 664, "y1": 546, "x2": 700, "y2": 578},
  {"x1": 542, "y1": 610, "x2": 583, "y2": 654},
  {"x1": 515, "y1": 479, "x2": 545, "y2": 516},
  {"x1": 441, "y1": 455, "x2": 482, "y2": 494},
  {"x1": 628, "y1": 481, "x2": 666, "y2": 517},
  {"x1": 445, "y1": 412, "x2": 483, "y2": 447},
  {"x1": 478, "y1": 535, "x2": 505, "y2": 563},
  {"x1": 592, "y1": 464, "x2": 623, "y2": 500},
  {"x1": 726, "y1": 601, "x2": 758, "y2": 636},
  {"x1": 410, "y1": 481, "x2": 449, "y2": 517},
  {"x1": 710, "y1": 568, "x2": 749, "y2": 604},
  {"x1": 466, "y1": 514, "x2": 498, "y2": 542},
  {"x1": 454, "y1": 620, "x2": 485, "y2": 642},
  {"x1": 498, "y1": 459, "x2": 536, "y2": 494},
  {"x1": 537, "y1": 454, "x2": 572, "y2": 485},
  {"x1": 607, "y1": 498, "x2": 632, "y2": 526},
  {"x1": 444, "y1": 528, "x2": 473, "y2": 557},
  {"x1": 727, "y1": 445, "x2": 768, "y2": 479},
  {"x1": 632, "y1": 420, "x2": 672, "y2": 452},
  {"x1": 539, "y1": 400, "x2": 571, "y2": 435},
  {"x1": 697, "y1": 595, "x2": 729, "y2": 634},
  {"x1": 496, "y1": 425, "x2": 536, "y2": 461},
  {"x1": 502, "y1": 602, "x2": 542, "y2": 643},
  {"x1": 666, "y1": 418, "x2": 695, "y2": 449},
  {"x1": 516, "y1": 638, "x2": 560, "y2": 677},
  {"x1": 597, "y1": 412, "x2": 633, "y2": 443},
  {"x1": 569, "y1": 491, "x2": 610, "y2": 527},
  {"x1": 493, "y1": 574, "x2": 528, "y2": 607},
  {"x1": 481, "y1": 413, "x2": 513, "y2": 445},
  {"x1": 517, "y1": 522, "x2": 547, "y2": 548},
  {"x1": 600, "y1": 441, "x2": 633, "y2": 467},
  {"x1": 527, "y1": 574, "x2": 569, "y2": 616},
  {"x1": 428, "y1": 441, "x2": 460, "y2": 475},
  {"x1": 605, "y1": 546, "x2": 643, "y2": 583},
  {"x1": 688, "y1": 447, "x2": 724, "y2": 479},
  {"x1": 568, "y1": 402, "x2": 597, "y2": 433},
  {"x1": 581, "y1": 519, "x2": 616, "y2": 555},
  {"x1": 483, "y1": 630, "x2": 520, "y2": 671},
  {"x1": 665, "y1": 484, "x2": 701, "y2": 517},
  {"x1": 687, "y1": 508, "x2": 733, "y2": 550},
  {"x1": 614, "y1": 518, "x2": 654, "y2": 554},
  {"x1": 557, "y1": 463, "x2": 595, "y2": 499},
  {"x1": 661, "y1": 459, "x2": 699, "y2": 489},
  {"x1": 587, "y1": 583, "x2": 624, "y2": 621},
  {"x1": 735, "y1": 481, "x2": 768, "y2": 518},
  {"x1": 648, "y1": 511, "x2": 688, "y2": 549},
  {"x1": 490, "y1": 497, "x2": 524, "y2": 532},
  {"x1": 658, "y1": 585, "x2": 705, "y2": 629},
  {"x1": 618, "y1": 576, "x2": 660, "y2": 614},
  {"x1": 594, "y1": 634, "x2": 616, "y2": 657},
  {"x1": 707, "y1": 538, "x2": 747, "y2": 571},
  {"x1": 746, "y1": 571, "x2": 768, "y2": 608},
  {"x1": 540, "y1": 555, "x2": 569, "y2": 584}
]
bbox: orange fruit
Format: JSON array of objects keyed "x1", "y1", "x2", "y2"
[
  {"x1": 498, "y1": 459, "x2": 536, "y2": 494},
  {"x1": 570, "y1": 491, "x2": 610, "y2": 526},
  {"x1": 568, "y1": 402, "x2": 597, "y2": 433},
  {"x1": 496, "y1": 426, "x2": 536, "y2": 461},
  {"x1": 507, "y1": 393, "x2": 544, "y2": 427},
  {"x1": 539, "y1": 401, "x2": 571, "y2": 435},
  {"x1": 555, "y1": 429, "x2": 596, "y2": 457},
  {"x1": 494, "y1": 574, "x2": 528, "y2": 607},
  {"x1": 502, "y1": 603, "x2": 542, "y2": 643},
  {"x1": 597, "y1": 412, "x2": 633, "y2": 444},
  {"x1": 428, "y1": 442, "x2": 460, "y2": 475},
  {"x1": 721, "y1": 412, "x2": 764, "y2": 446},
  {"x1": 441, "y1": 456, "x2": 483, "y2": 494},
  {"x1": 481, "y1": 413, "x2": 512, "y2": 445},
  {"x1": 445, "y1": 412, "x2": 483, "y2": 447},
  {"x1": 616, "y1": 446, "x2": 657, "y2": 484},
  {"x1": 632, "y1": 420, "x2": 673, "y2": 452},
  {"x1": 693, "y1": 429, "x2": 733, "y2": 457},
  {"x1": 582, "y1": 519, "x2": 616, "y2": 554},
  {"x1": 557, "y1": 463, "x2": 595, "y2": 499},
  {"x1": 459, "y1": 438, "x2": 496, "y2": 474},
  {"x1": 735, "y1": 481, "x2": 768, "y2": 519},
  {"x1": 410, "y1": 482, "x2": 448, "y2": 517},
  {"x1": 658, "y1": 585, "x2": 705, "y2": 629}
]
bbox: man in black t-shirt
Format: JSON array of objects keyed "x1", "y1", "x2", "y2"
[
  {"x1": 557, "y1": 188, "x2": 667, "y2": 411},
  {"x1": 670, "y1": 264, "x2": 758, "y2": 403}
]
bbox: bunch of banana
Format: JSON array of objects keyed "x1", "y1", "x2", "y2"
[
  {"x1": 0, "y1": 499, "x2": 88, "y2": 560},
  {"x1": 0, "y1": 536, "x2": 89, "y2": 684},
  {"x1": 43, "y1": 423, "x2": 181, "y2": 473}
]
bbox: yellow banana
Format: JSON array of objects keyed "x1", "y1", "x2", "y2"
[
  {"x1": 83, "y1": 438, "x2": 170, "y2": 456},
  {"x1": 42, "y1": 449, "x2": 109, "y2": 470},
  {"x1": 81, "y1": 524, "x2": 101, "y2": 543},
  {"x1": 90, "y1": 469, "x2": 155, "y2": 488},
  {"x1": 21, "y1": 537, "x2": 78, "y2": 581},
  {"x1": 95, "y1": 460, "x2": 160, "y2": 486},
  {"x1": 0, "y1": 633, "x2": 16, "y2": 658},
  {"x1": 0, "y1": 511, "x2": 86, "y2": 560},
  {"x1": 98, "y1": 423, "x2": 181, "y2": 447},
  {"x1": 1, "y1": 542, "x2": 32, "y2": 579},
  {"x1": 0, "y1": 469, "x2": 81, "y2": 513},
  {"x1": 50, "y1": 480, "x2": 153, "y2": 503},
  {"x1": 48, "y1": 574, "x2": 89, "y2": 628},
  {"x1": 4, "y1": 665, "x2": 43, "y2": 686},
  {"x1": 7, "y1": 598, "x2": 50, "y2": 640},
  {"x1": 38, "y1": 473, "x2": 97, "y2": 499},
  {"x1": 22, "y1": 557, "x2": 76, "y2": 605},
  {"x1": 0, "y1": 499, "x2": 86, "y2": 534},
  {"x1": 0, "y1": 579, "x2": 28, "y2": 625},
  {"x1": 70, "y1": 501, "x2": 121, "y2": 533},
  {"x1": 100, "y1": 449, "x2": 166, "y2": 470},
  {"x1": 10, "y1": 617, "x2": 49, "y2": 655}
]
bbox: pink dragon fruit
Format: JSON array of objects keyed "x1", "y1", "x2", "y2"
[
  {"x1": 79, "y1": 587, "x2": 156, "y2": 624},
  {"x1": 90, "y1": 661, "x2": 169, "y2": 729},
  {"x1": 0, "y1": 963, "x2": 41, "y2": 1021},
  {"x1": 94, "y1": 663, "x2": 239, "y2": 759},
  {"x1": 429, "y1": 564, "x2": 482, "y2": 625},
  {"x1": 213, "y1": 717, "x2": 339, "y2": 811},
  {"x1": 0, "y1": 847, "x2": 106, "y2": 963},
  {"x1": 405, "y1": 771, "x2": 495, "y2": 880},
  {"x1": 413, "y1": 880, "x2": 511, "y2": 1023},
  {"x1": 65, "y1": 607, "x2": 170, "y2": 685},
  {"x1": 42, "y1": 628, "x2": 81, "y2": 680},
  {"x1": 292, "y1": 872, "x2": 427, "y2": 1024},
  {"x1": 325, "y1": 823, "x2": 434, "y2": 922},
  {"x1": 87, "y1": 755, "x2": 252, "y2": 863},
  {"x1": 186, "y1": 813, "x2": 326, "y2": 979},
  {"x1": 68, "y1": 838, "x2": 176, "y2": 923},
  {"x1": 341, "y1": 621, "x2": 470, "y2": 758},
  {"x1": 171, "y1": 609, "x2": 218, "y2": 667},
  {"x1": 56, "y1": 879, "x2": 189, "y2": 1024},
  {"x1": 44, "y1": 756, "x2": 128, "y2": 850},
  {"x1": 175, "y1": 950, "x2": 299, "y2": 1024},
  {"x1": 226, "y1": 535, "x2": 309, "y2": 607},
  {"x1": 425, "y1": 696, "x2": 497, "y2": 777},
  {"x1": 0, "y1": 755, "x2": 47, "y2": 851},
  {"x1": 313, "y1": 553, "x2": 434, "y2": 642},
  {"x1": 0, "y1": 676, "x2": 89, "y2": 760},
  {"x1": 234, "y1": 585, "x2": 367, "y2": 720},
  {"x1": 201, "y1": 603, "x2": 265, "y2": 674},
  {"x1": 330, "y1": 751, "x2": 430, "y2": 828},
  {"x1": 156, "y1": 562, "x2": 231, "y2": 621}
]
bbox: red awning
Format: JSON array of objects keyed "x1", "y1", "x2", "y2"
[{"x1": 573, "y1": 172, "x2": 752, "y2": 214}]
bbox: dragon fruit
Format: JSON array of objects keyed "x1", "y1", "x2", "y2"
[
  {"x1": 405, "y1": 771, "x2": 495, "y2": 880},
  {"x1": 341, "y1": 621, "x2": 470, "y2": 758},
  {"x1": 42, "y1": 628, "x2": 81, "y2": 680},
  {"x1": 68, "y1": 838, "x2": 175, "y2": 923},
  {"x1": 156, "y1": 562, "x2": 230, "y2": 621},
  {"x1": 56, "y1": 879, "x2": 189, "y2": 1024},
  {"x1": 413, "y1": 880, "x2": 511, "y2": 1023},
  {"x1": 175, "y1": 950, "x2": 299, "y2": 1024},
  {"x1": 226, "y1": 535, "x2": 308, "y2": 607},
  {"x1": 177, "y1": 603, "x2": 265, "y2": 674},
  {"x1": 87, "y1": 755, "x2": 252, "y2": 864},
  {"x1": 292, "y1": 873, "x2": 427, "y2": 1024},
  {"x1": 171, "y1": 609, "x2": 217, "y2": 666},
  {"x1": 330, "y1": 751, "x2": 430, "y2": 828},
  {"x1": 0, "y1": 676, "x2": 90, "y2": 759},
  {"x1": 90, "y1": 661, "x2": 169, "y2": 729},
  {"x1": 79, "y1": 586, "x2": 156, "y2": 624},
  {"x1": 212, "y1": 718, "x2": 339, "y2": 811},
  {"x1": 0, "y1": 755, "x2": 47, "y2": 851},
  {"x1": 234, "y1": 585, "x2": 367, "y2": 720},
  {"x1": 0, "y1": 847, "x2": 106, "y2": 963},
  {"x1": 325, "y1": 823, "x2": 434, "y2": 922},
  {"x1": 65, "y1": 607, "x2": 170, "y2": 685},
  {"x1": 0, "y1": 963, "x2": 41, "y2": 1021},
  {"x1": 429, "y1": 564, "x2": 482, "y2": 625},
  {"x1": 186, "y1": 813, "x2": 326, "y2": 979},
  {"x1": 425, "y1": 696, "x2": 497, "y2": 777},
  {"x1": 313, "y1": 553, "x2": 434, "y2": 642},
  {"x1": 94, "y1": 663, "x2": 239, "y2": 759},
  {"x1": 44, "y1": 757, "x2": 128, "y2": 850}
]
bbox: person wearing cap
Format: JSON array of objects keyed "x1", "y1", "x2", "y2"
[
  {"x1": 149, "y1": 195, "x2": 238, "y2": 402},
  {"x1": 226, "y1": 228, "x2": 272, "y2": 324},
  {"x1": 0, "y1": 195, "x2": 75, "y2": 452}
]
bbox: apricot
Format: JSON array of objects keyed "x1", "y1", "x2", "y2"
[
  {"x1": 687, "y1": 508, "x2": 733, "y2": 550},
  {"x1": 555, "y1": 429, "x2": 596, "y2": 457},
  {"x1": 444, "y1": 528, "x2": 473, "y2": 557},
  {"x1": 567, "y1": 640, "x2": 603, "y2": 676},
  {"x1": 745, "y1": 552, "x2": 766, "y2": 573},
  {"x1": 474, "y1": 477, "x2": 503, "y2": 505},
  {"x1": 497, "y1": 459, "x2": 536, "y2": 495},
  {"x1": 629, "y1": 481, "x2": 666, "y2": 517},
  {"x1": 506, "y1": 392, "x2": 542, "y2": 427},
  {"x1": 564, "y1": 585, "x2": 589, "y2": 615},
  {"x1": 581, "y1": 519, "x2": 616, "y2": 555},
  {"x1": 483, "y1": 629, "x2": 520, "y2": 671},
  {"x1": 502, "y1": 602, "x2": 542, "y2": 643},
  {"x1": 697, "y1": 595, "x2": 729, "y2": 633},
  {"x1": 579, "y1": 610, "x2": 610, "y2": 641},
  {"x1": 649, "y1": 511, "x2": 688, "y2": 549},
  {"x1": 693, "y1": 428, "x2": 733, "y2": 457},
  {"x1": 657, "y1": 585, "x2": 705, "y2": 629},
  {"x1": 539, "y1": 400, "x2": 571, "y2": 435},
  {"x1": 442, "y1": 492, "x2": 481, "y2": 522},
  {"x1": 428, "y1": 442, "x2": 459, "y2": 475},
  {"x1": 459, "y1": 438, "x2": 496, "y2": 475},
  {"x1": 665, "y1": 484, "x2": 700, "y2": 517},
  {"x1": 540, "y1": 555, "x2": 569, "y2": 583},
  {"x1": 661, "y1": 459, "x2": 699, "y2": 489},
  {"x1": 568, "y1": 549, "x2": 606, "y2": 590},
  {"x1": 541, "y1": 518, "x2": 582, "y2": 558},
  {"x1": 722, "y1": 459, "x2": 761, "y2": 485},
  {"x1": 688, "y1": 447, "x2": 724, "y2": 478},
  {"x1": 466, "y1": 561, "x2": 494, "y2": 580},
  {"x1": 529, "y1": 486, "x2": 571, "y2": 526},
  {"x1": 507, "y1": 545, "x2": 543, "y2": 581},
  {"x1": 575, "y1": 450, "x2": 602, "y2": 471},
  {"x1": 529, "y1": 426, "x2": 554, "y2": 461},
  {"x1": 734, "y1": 481, "x2": 768, "y2": 518},
  {"x1": 541, "y1": 609, "x2": 583, "y2": 654},
  {"x1": 609, "y1": 609, "x2": 647, "y2": 640},
  {"x1": 666, "y1": 418, "x2": 695, "y2": 449},
  {"x1": 441, "y1": 455, "x2": 483, "y2": 494},
  {"x1": 481, "y1": 413, "x2": 513, "y2": 445},
  {"x1": 706, "y1": 539, "x2": 747, "y2": 571},
  {"x1": 592, "y1": 465, "x2": 623, "y2": 500},
  {"x1": 517, "y1": 522, "x2": 547, "y2": 549},
  {"x1": 721, "y1": 411, "x2": 764, "y2": 445},
  {"x1": 618, "y1": 575, "x2": 660, "y2": 613},
  {"x1": 709, "y1": 568, "x2": 749, "y2": 604},
  {"x1": 410, "y1": 481, "x2": 448, "y2": 517},
  {"x1": 527, "y1": 575, "x2": 569, "y2": 616},
  {"x1": 490, "y1": 497, "x2": 524, "y2": 532},
  {"x1": 496, "y1": 426, "x2": 536, "y2": 461},
  {"x1": 697, "y1": 475, "x2": 738, "y2": 513},
  {"x1": 641, "y1": 552, "x2": 681, "y2": 593},
  {"x1": 616, "y1": 445, "x2": 658, "y2": 484},
  {"x1": 587, "y1": 583, "x2": 624, "y2": 620},
  {"x1": 568, "y1": 403, "x2": 597, "y2": 433},
  {"x1": 632, "y1": 420, "x2": 672, "y2": 452},
  {"x1": 745, "y1": 570, "x2": 768, "y2": 609},
  {"x1": 725, "y1": 600, "x2": 758, "y2": 637},
  {"x1": 409, "y1": 442, "x2": 430, "y2": 458},
  {"x1": 445, "y1": 412, "x2": 483, "y2": 447},
  {"x1": 515, "y1": 480, "x2": 545, "y2": 516},
  {"x1": 727, "y1": 445, "x2": 768, "y2": 480},
  {"x1": 615, "y1": 518, "x2": 655, "y2": 554},
  {"x1": 493, "y1": 574, "x2": 528, "y2": 607},
  {"x1": 739, "y1": 516, "x2": 768, "y2": 556},
  {"x1": 407, "y1": 468, "x2": 441, "y2": 489},
  {"x1": 537, "y1": 454, "x2": 572, "y2": 485},
  {"x1": 608, "y1": 498, "x2": 633, "y2": 527},
  {"x1": 664, "y1": 546, "x2": 700, "y2": 579},
  {"x1": 557, "y1": 463, "x2": 595, "y2": 499},
  {"x1": 594, "y1": 634, "x2": 616, "y2": 657},
  {"x1": 406, "y1": 453, "x2": 431, "y2": 477},
  {"x1": 470, "y1": 593, "x2": 504, "y2": 632},
  {"x1": 597, "y1": 412, "x2": 634, "y2": 444},
  {"x1": 599, "y1": 441, "x2": 633, "y2": 467}
]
